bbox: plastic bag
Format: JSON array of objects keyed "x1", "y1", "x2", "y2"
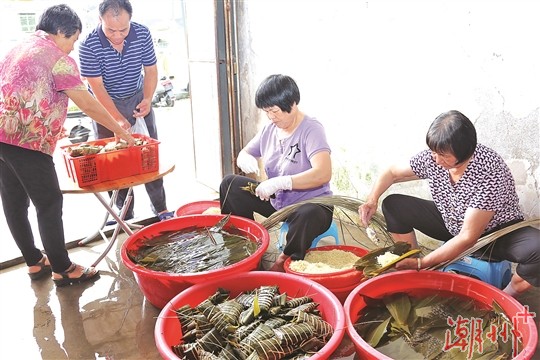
[
  {"x1": 131, "y1": 116, "x2": 149, "y2": 136},
  {"x1": 68, "y1": 124, "x2": 90, "y2": 144}
]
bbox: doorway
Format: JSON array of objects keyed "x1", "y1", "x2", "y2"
[{"x1": 183, "y1": 0, "x2": 240, "y2": 189}]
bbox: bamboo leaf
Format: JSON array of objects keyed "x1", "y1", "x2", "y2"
[
  {"x1": 259, "y1": 195, "x2": 394, "y2": 247},
  {"x1": 472, "y1": 351, "x2": 503, "y2": 360},
  {"x1": 384, "y1": 293, "x2": 411, "y2": 334},
  {"x1": 365, "y1": 316, "x2": 391, "y2": 348},
  {"x1": 253, "y1": 293, "x2": 260, "y2": 317},
  {"x1": 429, "y1": 218, "x2": 540, "y2": 270}
]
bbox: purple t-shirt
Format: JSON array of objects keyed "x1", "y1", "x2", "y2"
[
  {"x1": 0, "y1": 31, "x2": 86, "y2": 155},
  {"x1": 244, "y1": 115, "x2": 332, "y2": 209},
  {"x1": 410, "y1": 143, "x2": 523, "y2": 236}
]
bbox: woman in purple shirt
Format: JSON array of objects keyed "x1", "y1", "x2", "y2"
[
  {"x1": 220, "y1": 74, "x2": 333, "y2": 272},
  {"x1": 359, "y1": 110, "x2": 539, "y2": 297}
]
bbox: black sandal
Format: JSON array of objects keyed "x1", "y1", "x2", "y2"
[
  {"x1": 28, "y1": 256, "x2": 52, "y2": 280},
  {"x1": 53, "y1": 263, "x2": 100, "y2": 287}
]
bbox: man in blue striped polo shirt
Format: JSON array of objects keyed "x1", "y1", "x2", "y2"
[{"x1": 79, "y1": 0, "x2": 173, "y2": 222}]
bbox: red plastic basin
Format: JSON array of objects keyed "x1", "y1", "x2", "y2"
[
  {"x1": 284, "y1": 245, "x2": 369, "y2": 303},
  {"x1": 174, "y1": 200, "x2": 220, "y2": 217},
  {"x1": 120, "y1": 214, "x2": 269, "y2": 309},
  {"x1": 155, "y1": 271, "x2": 346, "y2": 360},
  {"x1": 344, "y1": 270, "x2": 539, "y2": 360}
]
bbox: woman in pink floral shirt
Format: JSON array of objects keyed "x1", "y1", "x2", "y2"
[{"x1": 0, "y1": 5, "x2": 135, "y2": 286}]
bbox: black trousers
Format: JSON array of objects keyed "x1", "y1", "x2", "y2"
[
  {"x1": 0, "y1": 143, "x2": 71, "y2": 272},
  {"x1": 219, "y1": 174, "x2": 334, "y2": 260},
  {"x1": 93, "y1": 90, "x2": 167, "y2": 215},
  {"x1": 382, "y1": 194, "x2": 540, "y2": 286}
]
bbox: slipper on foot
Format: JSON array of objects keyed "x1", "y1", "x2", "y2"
[
  {"x1": 53, "y1": 263, "x2": 100, "y2": 287},
  {"x1": 28, "y1": 256, "x2": 52, "y2": 280},
  {"x1": 158, "y1": 211, "x2": 174, "y2": 221}
]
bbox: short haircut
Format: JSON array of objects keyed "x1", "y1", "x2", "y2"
[
  {"x1": 99, "y1": 0, "x2": 133, "y2": 18},
  {"x1": 426, "y1": 110, "x2": 477, "y2": 164},
  {"x1": 255, "y1": 74, "x2": 300, "y2": 113},
  {"x1": 35, "y1": 4, "x2": 82, "y2": 38}
]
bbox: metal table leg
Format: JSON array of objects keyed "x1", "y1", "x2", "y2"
[
  {"x1": 74, "y1": 187, "x2": 144, "y2": 266},
  {"x1": 91, "y1": 192, "x2": 135, "y2": 267},
  {"x1": 78, "y1": 190, "x2": 118, "y2": 246},
  {"x1": 78, "y1": 189, "x2": 142, "y2": 246}
]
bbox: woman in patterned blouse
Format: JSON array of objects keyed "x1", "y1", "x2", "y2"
[{"x1": 359, "y1": 110, "x2": 539, "y2": 297}]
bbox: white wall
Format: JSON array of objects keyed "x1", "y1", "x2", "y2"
[{"x1": 236, "y1": 0, "x2": 540, "y2": 219}]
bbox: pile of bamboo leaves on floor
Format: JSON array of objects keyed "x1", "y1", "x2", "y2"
[
  {"x1": 260, "y1": 195, "x2": 394, "y2": 249},
  {"x1": 260, "y1": 195, "x2": 540, "y2": 274},
  {"x1": 427, "y1": 218, "x2": 540, "y2": 270}
]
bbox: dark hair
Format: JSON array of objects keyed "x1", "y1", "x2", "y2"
[
  {"x1": 35, "y1": 4, "x2": 82, "y2": 38},
  {"x1": 255, "y1": 74, "x2": 300, "y2": 113},
  {"x1": 99, "y1": 0, "x2": 133, "y2": 18},
  {"x1": 426, "y1": 110, "x2": 477, "y2": 164}
]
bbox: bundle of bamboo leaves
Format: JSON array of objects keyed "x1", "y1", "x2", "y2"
[
  {"x1": 260, "y1": 195, "x2": 394, "y2": 248},
  {"x1": 260, "y1": 194, "x2": 539, "y2": 271},
  {"x1": 427, "y1": 218, "x2": 540, "y2": 270}
]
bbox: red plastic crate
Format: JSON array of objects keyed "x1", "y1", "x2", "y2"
[{"x1": 61, "y1": 134, "x2": 160, "y2": 187}]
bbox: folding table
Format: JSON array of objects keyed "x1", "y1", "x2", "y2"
[{"x1": 60, "y1": 162, "x2": 175, "y2": 267}]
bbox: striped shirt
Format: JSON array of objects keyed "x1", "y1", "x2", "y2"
[{"x1": 78, "y1": 22, "x2": 156, "y2": 99}]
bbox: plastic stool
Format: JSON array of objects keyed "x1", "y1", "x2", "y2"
[
  {"x1": 277, "y1": 220, "x2": 340, "y2": 252},
  {"x1": 442, "y1": 256, "x2": 512, "y2": 289}
]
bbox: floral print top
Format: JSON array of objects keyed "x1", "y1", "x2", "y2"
[
  {"x1": 0, "y1": 30, "x2": 86, "y2": 155},
  {"x1": 410, "y1": 144, "x2": 523, "y2": 236}
]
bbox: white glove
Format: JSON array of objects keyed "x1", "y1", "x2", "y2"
[
  {"x1": 237, "y1": 151, "x2": 260, "y2": 175},
  {"x1": 255, "y1": 176, "x2": 292, "y2": 200}
]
